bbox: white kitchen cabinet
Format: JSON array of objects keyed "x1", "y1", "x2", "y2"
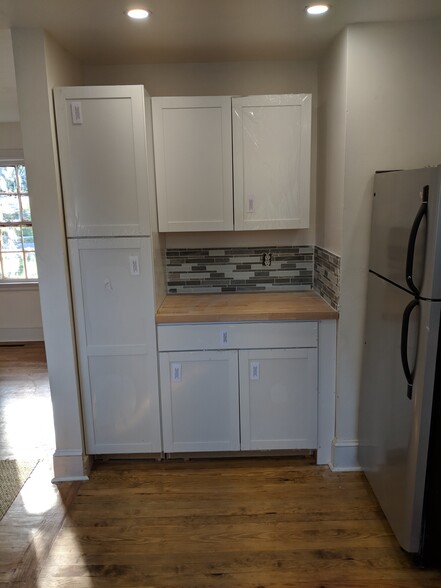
[
  {"x1": 157, "y1": 321, "x2": 327, "y2": 457},
  {"x1": 152, "y1": 96, "x2": 233, "y2": 232},
  {"x1": 239, "y1": 348, "x2": 317, "y2": 450},
  {"x1": 68, "y1": 237, "x2": 162, "y2": 454},
  {"x1": 159, "y1": 350, "x2": 240, "y2": 452},
  {"x1": 54, "y1": 85, "x2": 151, "y2": 237},
  {"x1": 232, "y1": 94, "x2": 312, "y2": 230},
  {"x1": 151, "y1": 94, "x2": 311, "y2": 232}
]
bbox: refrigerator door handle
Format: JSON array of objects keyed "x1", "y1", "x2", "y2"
[
  {"x1": 406, "y1": 185, "x2": 429, "y2": 296},
  {"x1": 400, "y1": 298, "x2": 419, "y2": 399}
]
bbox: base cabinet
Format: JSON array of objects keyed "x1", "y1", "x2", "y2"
[
  {"x1": 158, "y1": 322, "x2": 320, "y2": 454},
  {"x1": 239, "y1": 349, "x2": 317, "y2": 450},
  {"x1": 159, "y1": 351, "x2": 239, "y2": 452},
  {"x1": 69, "y1": 238, "x2": 162, "y2": 454}
]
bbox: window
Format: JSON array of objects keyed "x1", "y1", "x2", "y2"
[{"x1": 0, "y1": 163, "x2": 38, "y2": 281}]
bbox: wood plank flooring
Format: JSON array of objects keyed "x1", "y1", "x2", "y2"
[
  {"x1": 2, "y1": 343, "x2": 441, "y2": 587},
  {"x1": 39, "y1": 458, "x2": 441, "y2": 587},
  {"x1": 0, "y1": 342, "x2": 54, "y2": 460}
]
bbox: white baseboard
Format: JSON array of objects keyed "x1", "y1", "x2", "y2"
[
  {"x1": 330, "y1": 439, "x2": 362, "y2": 472},
  {"x1": 52, "y1": 449, "x2": 90, "y2": 483},
  {"x1": 0, "y1": 327, "x2": 44, "y2": 342}
]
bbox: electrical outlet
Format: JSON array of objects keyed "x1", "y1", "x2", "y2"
[{"x1": 263, "y1": 252, "x2": 272, "y2": 267}]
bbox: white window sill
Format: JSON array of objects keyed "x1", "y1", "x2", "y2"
[{"x1": 0, "y1": 281, "x2": 39, "y2": 292}]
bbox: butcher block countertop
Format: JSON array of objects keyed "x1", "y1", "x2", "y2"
[{"x1": 155, "y1": 291, "x2": 338, "y2": 324}]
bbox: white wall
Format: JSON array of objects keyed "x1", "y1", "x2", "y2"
[
  {"x1": 0, "y1": 122, "x2": 22, "y2": 151},
  {"x1": 12, "y1": 29, "x2": 87, "y2": 480},
  {"x1": 85, "y1": 60, "x2": 318, "y2": 249},
  {"x1": 318, "y1": 19, "x2": 441, "y2": 469},
  {"x1": 0, "y1": 122, "x2": 44, "y2": 341},
  {"x1": 316, "y1": 30, "x2": 347, "y2": 256},
  {"x1": 0, "y1": 285, "x2": 43, "y2": 342}
]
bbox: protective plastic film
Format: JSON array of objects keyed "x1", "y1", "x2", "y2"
[{"x1": 232, "y1": 94, "x2": 311, "y2": 230}]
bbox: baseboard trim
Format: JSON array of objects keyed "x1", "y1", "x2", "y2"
[
  {"x1": 52, "y1": 449, "x2": 90, "y2": 483},
  {"x1": 330, "y1": 439, "x2": 362, "y2": 472},
  {"x1": 0, "y1": 327, "x2": 44, "y2": 342}
]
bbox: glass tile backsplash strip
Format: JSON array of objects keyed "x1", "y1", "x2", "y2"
[
  {"x1": 166, "y1": 246, "x2": 314, "y2": 294},
  {"x1": 313, "y1": 245, "x2": 340, "y2": 310}
]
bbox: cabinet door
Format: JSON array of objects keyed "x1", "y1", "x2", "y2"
[
  {"x1": 68, "y1": 237, "x2": 161, "y2": 454},
  {"x1": 152, "y1": 96, "x2": 233, "y2": 232},
  {"x1": 54, "y1": 86, "x2": 150, "y2": 237},
  {"x1": 233, "y1": 94, "x2": 312, "y2": 230},
  {"x1": 159, "y1": 350, "x2": 239, "y2": 452},
  {"x1": 239, "y1": 348, "x2": 317, "y2": 450}
]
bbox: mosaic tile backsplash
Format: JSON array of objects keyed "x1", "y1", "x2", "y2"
[
  {"x1": 313, "y1": 246, "x2": 340, "y2": 310},
  {"x1": 166, "y1": 244, "x2": 341, "y2": 308},
  {"x1": 166, "y1": 246, "x2": 314, "y2": 294}
]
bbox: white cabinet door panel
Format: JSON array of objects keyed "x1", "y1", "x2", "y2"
[
  {"x1": 54, "y1": 85, "x2": 150, "y2": 237},
  {"x1": 87, "y1": 354, "x2": 160, "y2": 453},
  {"x1": 69, "y1": 237, "x2": 161, "y2": 454},
  {"x1": 160, "y1": 350, "x2": 239, "y2": 452},
  {"x1": 152, "y1": 96, "x2": 233, "y2": 232},
  {"x1": 74, "y1": 241, "x2": 149, "y2": 347},
  {"x1": 239, "y1": 348, "x2": 318, "y2": 450},
  {"x1": 233, "y1": 94, "x2": 311, "y2": 230}
]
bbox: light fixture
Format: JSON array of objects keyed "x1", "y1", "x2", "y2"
[
  {"x1": 306, "y1": 4, "x2": 330, "y2": 15},
  {"x1": 126, "y1": 8, "x2": 150, "y2": 20}
]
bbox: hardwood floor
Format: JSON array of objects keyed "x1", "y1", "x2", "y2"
[
  {"x1": 0, "y1": 342, "x2": 78, "y2": 587},
  {"x1": 2, "y1": 343, "x2": 441, "y2": 587},
  {"x1": 0, "y1": 342, "x2": 54, "y2": 460}
]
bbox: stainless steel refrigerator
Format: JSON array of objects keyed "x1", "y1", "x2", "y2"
[{"x1": 359, "y1": 165, "x2": 441, "y2": 564}]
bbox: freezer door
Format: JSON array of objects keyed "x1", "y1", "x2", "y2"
[
  {"x1": 370, "y1": 166, "x2": 441, "y2": 299},
  {"x1": 359, "y1": 273, "x2": 441, "y2": 552}
]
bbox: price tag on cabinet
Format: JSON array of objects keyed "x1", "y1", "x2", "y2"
[
  {"x1": 70, "y1": 101, "x2": 83, "y2": 125},
  {"x1": 129, "y1": 255, "x2": 140, "y2": 276},
  {"x1": 171, "y1": 363, "x2": 182, "y2": 383},
  {"x1": 250, "y1": 361, "x2": 260, "y2": 381},
  {"x1": 220, "y1": 329, "x2": 228, "y2": 346}
]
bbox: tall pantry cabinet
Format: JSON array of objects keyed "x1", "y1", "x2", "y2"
[{"x1": 54, "y1": 85, "x2": 163, "y2": 454}]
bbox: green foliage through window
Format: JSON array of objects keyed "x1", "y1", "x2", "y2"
[{"x1": 0, "y1": 164, "x2": 38, "y2": 280}]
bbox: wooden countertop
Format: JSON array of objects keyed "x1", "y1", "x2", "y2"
[{"x1": 156, "y1": 291, "x2": 338, "y2": 323}]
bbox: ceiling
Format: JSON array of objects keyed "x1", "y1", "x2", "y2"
[{"x1": 1, "y1": 0, "x2": 441, "y2": 123}]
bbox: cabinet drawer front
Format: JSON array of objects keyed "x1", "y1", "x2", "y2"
[{"x1": 157, "y1": 321, "x2": 317, "y2": 351}]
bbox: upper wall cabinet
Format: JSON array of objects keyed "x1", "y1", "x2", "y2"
[
  {"x1": 54, "y1": 85, "x2": 151, "y2": 238},
  {"x1": 152, "y1": 94, "x2": 312, "y2": 232},
  {"x1": 152, "y1": 96, "x2": 234, "y2": 232},
  {"x1": 233, "y1": 94, "x2": 312, "y2": 230}
]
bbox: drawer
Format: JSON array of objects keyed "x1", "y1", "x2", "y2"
[{"x1": 157, "y1": 321, "x2": 318, "y2": 352}]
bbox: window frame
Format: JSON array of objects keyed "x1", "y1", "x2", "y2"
[{"x1": 0, "y1": 156, "x2": 38, "y2": 285}]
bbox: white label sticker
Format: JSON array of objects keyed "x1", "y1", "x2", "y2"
[
  {"x1": 220, "y1": 330, "x2": 228, "y2": 346},
  {"x1": 70, "y1": 101, "x2": 83, "y2": 125},
  {"x1": 129, "y1": 255, "x2": 140, "y2": 276},
  {"x1": 250, "y1": 361, "x2": 260, "y2": 381},
  {"x1": 171, "y1": 363, "x2": 182, "y2": 383}
]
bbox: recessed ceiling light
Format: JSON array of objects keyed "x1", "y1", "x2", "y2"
[
  {"x1": 306, "y1": 4, "x2": 330, "y2": 15},
  {"x1": 126, "y1": 8, "x2": 150, "y2": 20}
]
